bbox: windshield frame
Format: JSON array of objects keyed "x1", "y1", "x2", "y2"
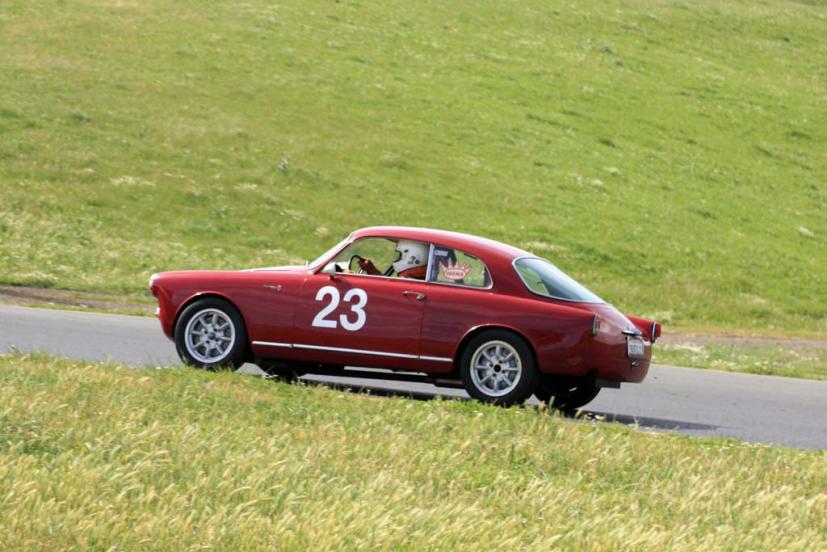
[
  {"x1": 512, "y1": 256, "x2": 605, "y2": 304},
  {"x1": 308, "y1": 237, "x2": 351, "y2": 270}
]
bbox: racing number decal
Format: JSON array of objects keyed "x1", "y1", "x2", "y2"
[
  {"x1": 312, "y1": 285, "x2": 368, "y2": 331},
  {"x1": 312, "y1": 286, "x2": 339, "y2": 329},
  {"x1": 340, "y1": 288, "x2": 368, "y2": 331}
]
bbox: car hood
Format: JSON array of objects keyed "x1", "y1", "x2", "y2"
[{"x1": 245, "y1": 265, "x2": 306, "y2": 272}]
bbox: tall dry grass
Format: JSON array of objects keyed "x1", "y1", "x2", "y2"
[{"x1": 0, "y1": 354, "x2": 824, "y2": 549}]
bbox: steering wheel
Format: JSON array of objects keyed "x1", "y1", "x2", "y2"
[{"x1": 349, "y1": 254, "x2": 366, "y2": 274}]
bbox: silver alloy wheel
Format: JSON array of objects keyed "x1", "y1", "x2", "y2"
[
  {"x1": 469, "y1": 340, "x2": 522, "y2": 397},
  {"x1": 184, "y1": 308, "x2": 236, "y2": 364}
]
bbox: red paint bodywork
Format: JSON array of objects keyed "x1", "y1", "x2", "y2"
[{"x1": 151, "y1": 227, "x2": 657, "y2": 384}]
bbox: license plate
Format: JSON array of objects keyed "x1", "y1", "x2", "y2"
[{"x1": 627, "y1": 336, "x2": 645, "y2": 357}]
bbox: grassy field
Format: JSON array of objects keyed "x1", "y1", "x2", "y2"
[
  {"x1": 654, "y1": 342, "x2": 827, "y2": 380},
  {"x1": 0, "y1": 354, "x2": 824, "y2": 549},
  {"x1": 1, "y1": 0, "x2": 826, "y2": 335}
]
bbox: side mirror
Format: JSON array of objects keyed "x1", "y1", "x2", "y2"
[{"x1": 321, "y1": 262, "x2": 338, "y2": 278}]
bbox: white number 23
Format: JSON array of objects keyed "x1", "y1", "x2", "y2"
[{"x1": 312, "y1": 285, "x2": 368, "y2": 331}]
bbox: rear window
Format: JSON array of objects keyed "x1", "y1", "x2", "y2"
[{"x1": 514, "y1": 257, "x2": 603, "y2": 303}]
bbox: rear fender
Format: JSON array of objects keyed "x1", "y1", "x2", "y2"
[
  {"x1": 625, "y1": 314, "x2": 662, "y2": 343},
  {"x1": 453, "y1": 323, "x2": 538, "y2": 377}
]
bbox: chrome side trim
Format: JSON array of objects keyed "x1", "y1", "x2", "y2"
[
  {"x1": 418, "y1": 355, "x2": 453, "y2": 363},
  {"x1": 425, "y1": 279, "x2": 494, "y2": 292},
  {"x1": 293, "y1": 343, "x2": 417, "y2": 359},
  {"x1": 252, "y1": 340, "x2": 293, "y2": 348},
  {"x1": 253, "y1": 341, "x2": 453, "y2": 363}
]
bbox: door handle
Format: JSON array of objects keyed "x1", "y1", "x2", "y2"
[
  {"x1": 263, "y1": 284, "x2": 283, "y2": 292},
  {"x1": 402, "y1": 290, "x2": 426, "y2": 301}
]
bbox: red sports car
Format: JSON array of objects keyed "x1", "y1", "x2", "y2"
[{"x1": 150, "y1": 226, "x2": 660, "y2": 408}]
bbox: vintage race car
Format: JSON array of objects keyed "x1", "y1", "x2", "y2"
[{"x1": 150, "y1": 226, "x2": 660, "y2": 408}]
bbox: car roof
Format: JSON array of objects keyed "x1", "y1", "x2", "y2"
[{"x1": 351, "y1": 226, "x2": 531, "y2": 262}]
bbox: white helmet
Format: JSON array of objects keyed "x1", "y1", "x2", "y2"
[{"x1": 392, "y1": 240, "x2": 429, "y2": 277}]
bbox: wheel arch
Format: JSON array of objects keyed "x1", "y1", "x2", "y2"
[
  {"x1": 452, "y1": 324, "x2": 538, "y2": 378},
  {"x1": 173, "y1": 292, "x2": 253, "y2": 362}
]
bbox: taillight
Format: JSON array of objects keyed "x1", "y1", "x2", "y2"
[{"x1": 652, "y1": 321, "x2": 661, "y2": 343}]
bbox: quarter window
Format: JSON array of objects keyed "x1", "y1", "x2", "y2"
[
  {"x1": 429, "y1": 246, "x2": 491, "y2": 288},
  {"x1": 513, "y1": 257, "x2": 603, "y2": 303}
]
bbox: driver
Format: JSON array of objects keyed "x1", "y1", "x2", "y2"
[{"x1": 357, "y1": 240, "x2": 429, "y2": 279}]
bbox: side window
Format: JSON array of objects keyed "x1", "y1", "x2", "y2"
[
  {"x1": 333, "y1": 238, "x2": 399, "y2": 276},
  {"x1": 429, "y1": 246, "x2": 491, "y2": 288},
  {"x1": 330, "y1": 237, "x2": 430, "y2": 280}
]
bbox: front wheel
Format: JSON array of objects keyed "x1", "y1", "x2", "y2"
[
  {"x1": 534, "y1": 375, "x2": 600, "y2": 411},
  {"x1": 460, "y1": 330, "x2": 538, "y2": 406},
  {"x1": 174, "y1": 297, "x2": 248, "y2": 370},
  {"x1": 259, "y1": 360, "x2": 306, "y2": 382}
]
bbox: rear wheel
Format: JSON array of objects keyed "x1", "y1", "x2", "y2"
[
  {"x1": 534, "y1": 375, "x2": 600, "y2": 411},
  {"x1": 460, "y1": 330, "x2": 537, "y2": 406},
  {"x1": 174, "y1": 297, "x2": 248, "y2": 370}
]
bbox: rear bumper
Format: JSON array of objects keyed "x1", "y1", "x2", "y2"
[
  {"x1": 535, "y1": 332, "x2": 651, "y2": 383},
  {"x1": 587, "y1": 333, "x2": 651, "y2": 384},
  {"x1": 592, "y1": 354, "x2": 650, "y2": 383}
]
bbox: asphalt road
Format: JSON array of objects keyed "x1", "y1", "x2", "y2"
[{"x1": 1, "y1": 305, "x2": 825, "y2": 450}]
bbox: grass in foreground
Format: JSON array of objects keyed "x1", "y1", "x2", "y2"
[
  {"x1": 655, "y1": 343, "x2": 827, "y2": 380},
  {"x1": 0, "y1": 355, "x2": 824, "y2": 549},
  {"x1": 1, "y1": 0, "x2": 826, "y2": 334}
]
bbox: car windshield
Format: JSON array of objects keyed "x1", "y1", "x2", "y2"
[
  {"x1": 308, "y1": 237, "x2": 349, "y2": 269},
  {"x1": 514, "y1": 257, "x2": 604, "y2": 303}
]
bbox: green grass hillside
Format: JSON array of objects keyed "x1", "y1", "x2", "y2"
[
  {"x1": 1, "y1": 354, "x2": 825, "y2": 549},
  {"x1": 1, "y1": 0, "x2": 825, "y2": 334}
]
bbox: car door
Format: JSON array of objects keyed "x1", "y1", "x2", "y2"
[
  {"x1": 292, "y1": 272, "x2": 427, "y2": 370},
  {"x1": 418, "y1": 245, "x2": 496, "y2": 373}
]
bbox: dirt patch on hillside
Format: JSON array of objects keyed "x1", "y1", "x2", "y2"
[
  {"x1": 0, "y1": 285, "x2": 154, "y2": 315},
  {"x1": 658, "y1": 334, "x2": 827, "y2": 350}
]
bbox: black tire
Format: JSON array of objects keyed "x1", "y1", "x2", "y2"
[
  {"x1": 174, "y1": 297, "x2": 248, "y2": 371},
  {"x1": 534, "y1": 374, "x2": 600, "y2": 411},
  {"x1": 460, "y1": 329, "x2": 538, "y2": 406},
  {"x1": 258, "y1": 360, "x2": 306, "y2": 382}
]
